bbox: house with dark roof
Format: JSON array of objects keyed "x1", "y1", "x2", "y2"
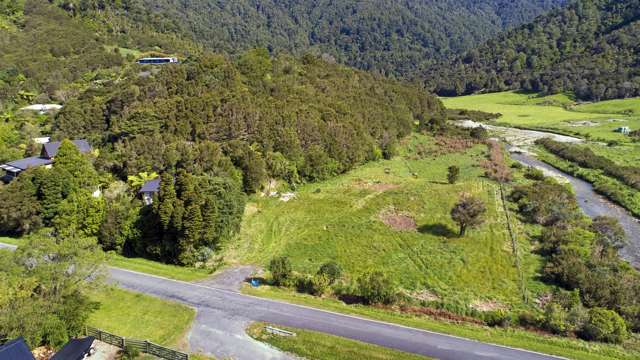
[
  {"x1": 0, "y1": 337, "x2": 35, "y2": 360},
  {"x1": 50, "y1": 336, "x2": 95, "y2": 360},
  {"x1": 0, "y1": 140, "x2": 91, "y2": 183},
  {"x1": 139, "y1": 178, "x2": 161, "y2": 205}
]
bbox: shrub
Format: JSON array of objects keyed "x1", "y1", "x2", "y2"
[
  {"x1": 580, "y1": 308, "x2": 628, "y2": 344},
  {"x1": 524, "y1": 167, "x2": 545, "y2": 181},
  {"x1": 310, "y1": 273, "x2": 331, "y2": 296},
  {"x1": 543, "y1": 303, "x2": 570, "y2": 335},
  {"x1": 269, "y1": 256, "x2": 292, "y2": 286},
  {"x1": 317, "y1": 261, "x2": 342, "y2": 284},
  {"x1": 470, "y1": 126, "x2": 489, "y2": 140},
  {"x1": 447, "y1": 165, "x2": 460, "y2": 184},
  {"x1": 483, "y1": 310, "x2": 512, "y2": 328},
  {"x1": 451, "y1": 194, "x2": 486, "y2": 236},
  {"x1": 122, "y1": 345, "x2": 140, "y2": 360},
  {"x1": 357, "y1": 271, "x2": 397, "y2": 305}
]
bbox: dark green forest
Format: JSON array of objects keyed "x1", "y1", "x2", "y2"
[
  {"x1": 427, "y1": 0, "x2": 640, "y2": 101},
  {"x1": 0, "y1": 0, "x2": 446, "y2": 265},
  {"x1": 59, "y1": 0, "x2": 565, "y2": 79}
]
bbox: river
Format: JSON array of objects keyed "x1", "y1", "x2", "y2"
[{"x1": 458, "y1": 120, "x2": 640, "y2": 267}]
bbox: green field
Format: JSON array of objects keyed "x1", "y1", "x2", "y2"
[
  {"x1": 442, "y1": 91, "x2": 640, "y2": 142},
  {"x1": 88, "y1": 287, "x2": 195, "y2": 346},
  {"x1": 225, "y1": 133, "x2": 546, "y2": 307},
  {"x1": 247, "y1": 322, "x2": 430, "y2": 360}
]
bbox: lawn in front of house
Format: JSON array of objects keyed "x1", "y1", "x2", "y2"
[{"x1": 88, "y1": 287, "x2": 195, "y2": 346}]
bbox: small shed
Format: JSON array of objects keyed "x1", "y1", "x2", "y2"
[
  {"x1": 0, "y1": 337, "x2": 35, "y2": 360},
  {"x1": 50, "y1": 337, "x2": 95, "y2": 360},
  {"x1": 139, "y1": 178, "x2": 161, "y2": 205}
]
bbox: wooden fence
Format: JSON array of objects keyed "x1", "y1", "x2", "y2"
[{"x1": 86, "y1": 326, "x2": 188, "y2": 360}]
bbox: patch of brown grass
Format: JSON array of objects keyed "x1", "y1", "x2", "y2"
[{"x1": 378, "y1": 208, "x2": 417, "y2": 231}]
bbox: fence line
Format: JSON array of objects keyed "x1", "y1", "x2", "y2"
[
  {"x1": 86, "y1": 326, "x2": 188, "y2": 360},
  {"x1": 499, "y1": 183, "x2": 528, "y2": 304}
]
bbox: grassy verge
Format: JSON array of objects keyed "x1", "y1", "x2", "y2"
[
  {"x1": 0, "y1": 237, "x2": 20, "y2": 246},
  {"x1": 243, "y1": 285, "x2": 638, "y2": 360},
  {"x1": 88, "y1": 287, "x2": 195, "y2": 346},
  {"x1": 247, "y1": 322, "x2": 430, "y2": 360},
  {"x1": 107, "y1": 253, "x2": 212, "y2": 282}
]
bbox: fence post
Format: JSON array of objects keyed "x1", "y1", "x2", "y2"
[
  {"x1": 122, "y1": 337, "x2": 126, "y2": 349},
  {"x1": 145, "y1": 340, "x2": 150, "y2": 354}
]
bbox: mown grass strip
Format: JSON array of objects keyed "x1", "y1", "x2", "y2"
[
  {"x1": 107, "y1": 254, "x2": 211, "y2": 282},
  {"x1": 247, "y1": 322, "x2": 431, "y2": 360}
]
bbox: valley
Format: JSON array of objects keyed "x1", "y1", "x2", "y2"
[{"x1": 2, "y1": 1, "x2": 640, "y2": 360}]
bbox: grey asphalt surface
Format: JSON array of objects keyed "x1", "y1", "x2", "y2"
[{"x1": 108, "y1": 267, "x2": 563, "y2": 360}]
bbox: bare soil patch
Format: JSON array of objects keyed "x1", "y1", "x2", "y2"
[
  {"x1": 353, "y1": 179, "x2": 400, "y2": 192},
  {"x1": 379, "y1": 208, "x2": 417, "y2": 231},
  {"x1": 471, "y1": 299, "x2": 507, "y2": 312}
]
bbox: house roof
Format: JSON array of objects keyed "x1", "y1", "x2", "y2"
[
  {"x1": 0, "y1": 337, "x2": 35, "y2": 360},
  {"x1": 50, "y1": 337, "x2": 95, "y2": 360},
  {"x1": 42, "y1": 140, "x2": 91, "y2": 159},
  {"x1": 139, "y1": 178, "x2": 161, "y2": 193},
  {"x1": 0, "y1": 156, "x2": 53, "y2": 172}
]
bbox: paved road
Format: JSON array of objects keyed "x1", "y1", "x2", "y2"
[
  {"x1": 1, "y1": 242, "x2": 562, "y2": 359},
  {"x1": 108, "y1": 267, "x2": 563, "y2": 360}
]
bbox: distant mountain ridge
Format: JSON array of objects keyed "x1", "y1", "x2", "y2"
[
  {"x1": 426, "y1": 0, "x2": 640, "y2": 101},
  {"x1": 72, "y1": 0, "x2": 565, "y2": 78}
]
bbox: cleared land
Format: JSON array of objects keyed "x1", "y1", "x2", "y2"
[
  {"x1": 226, "y1": 133, "x2": 546, "y2": 307},
  {"x1": 88, "y1": 287, "x2": 195, "y2": 346},
  {"x1": 442, "y1": 91, "x2": 640, "y2": 142},
  {"x1": 247, "y1": 322, "x2": 430, "y2": 360}
]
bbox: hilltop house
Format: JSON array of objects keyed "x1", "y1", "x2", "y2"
[
  {"x1": 139, "y1": 178, "x2": 161, "y2": 205},
  {"x1": 0, "y1": 140, "x2": 91, "y2": 182}
]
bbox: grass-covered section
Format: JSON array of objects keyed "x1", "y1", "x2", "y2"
[
  {"x1": 226, "y1": 133, "x2": 546, "y2": 307},
  {"x1": 247, "y1": 322, "x2": 430, "y2": 360},
  {"x1": 88, "y1": 287, "x2": 195, "y2": 345},
  {"x1": 0, "y1": 237, "x2": 20, "y2": 246},
  {"x1": 107, "y1": 253, "x2": 212, "y2": 282},
  {"x1": 243, "y1": 286, "x2": 639, "y2": 360},
  {"x1": 442, "y1": 91, "x2": 640, "y2": 142}
]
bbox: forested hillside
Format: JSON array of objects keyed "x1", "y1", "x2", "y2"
[
  {"x1": 65, "y1": 0, "x2": 565, "y2": 79},
  {"x1": 0, "y1": 0, "x2": 446, "y2": 266},
  {"x1": 428, "y1": 0, "x2": 640, "y2": 101}
]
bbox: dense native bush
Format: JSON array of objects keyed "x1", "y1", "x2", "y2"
[
  {"x1": 481, "y1": 140, "x2": 512, "y2": 183},
  {"x1": 317, "y1": 261, "x2": 342, "y2": 284},
  {"x1": 427, "y1": 0, "x2": 640, "y2": 101},
  {"x1": 537, "y1": 138, "x2": 640, "y2": 190},
  {"x1": 54, "y1": 51, "x2": 446, "y2": 185},
  {"x1": 511, "y1": 177, "x2": 640, "y2": 339}
]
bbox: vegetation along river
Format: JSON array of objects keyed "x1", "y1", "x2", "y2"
[{"x1": 459, "y1": 120, "x2": 640, "y2": 268}]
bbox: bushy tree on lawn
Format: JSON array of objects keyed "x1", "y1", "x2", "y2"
[
  {"x1": 269, "y1": 256, "x2": 292, "y2": 286},
  {"x1": 451, "y1": 194, "x2": 486, "y2": 236}
]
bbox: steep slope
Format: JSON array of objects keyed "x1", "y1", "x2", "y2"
[
  {"x1": 71, "y1": 0, "x2": 565, "y2": 79},
  {"x1": 427, "y1": 0, "x2": 640, "y2": 101}
]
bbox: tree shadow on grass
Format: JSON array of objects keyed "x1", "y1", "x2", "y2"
[{"x1": 418, "y1": 223, "x2": 458, "y2": 238}]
